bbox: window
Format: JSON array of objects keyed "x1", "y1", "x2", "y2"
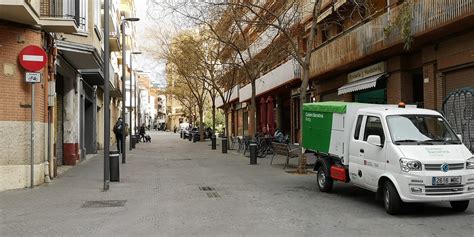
[
  {"x1": 364, "y1": 116, "x2": 385, "y2": 144},
  {"x1": 354, "y1": 115, "x2": 363, "y2": 140}
]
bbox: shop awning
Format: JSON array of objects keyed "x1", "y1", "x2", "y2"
[{"x1": 338, "y1": 74, "x2": 386, "y2": 95}]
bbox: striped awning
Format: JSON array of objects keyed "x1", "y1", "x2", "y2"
[{"x1": 338, "y1": 74, "x2": 386, "y2": 95}]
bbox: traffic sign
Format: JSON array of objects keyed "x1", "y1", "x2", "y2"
[
  {"x1": 25, "y1": 72, "x2": 41, "y2": 83},
  {"x1": 18, "y1": 45, "x2": 47, "y2": 72}
]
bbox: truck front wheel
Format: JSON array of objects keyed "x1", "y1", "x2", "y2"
[
  {"x1": 450, "y1": 201, "x2": 469, "y2": 212},
  {"x1": 383, "y1": 181, "x2": 402, "y2": 215},
  {"x1": 317, "y1": 166, "x2": 333, "y2": 192}
]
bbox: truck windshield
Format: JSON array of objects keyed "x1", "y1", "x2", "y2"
[{"x1": 386, "y1": 115, "x2": 461, "y2": 145}]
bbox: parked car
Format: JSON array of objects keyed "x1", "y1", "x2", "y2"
[{"x1": 184, "y1": 127, "x2": 198, "y2": 139}]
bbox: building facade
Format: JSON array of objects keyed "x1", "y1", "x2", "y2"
[
  {"x1": 218, "y1": 0, "x2": 474, "y2": 151},
  {"x1": 0, "y1": 0, "x2": 140, "y2": 191}
]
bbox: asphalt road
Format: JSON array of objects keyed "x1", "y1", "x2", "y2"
[{"x1": 1, "y1": 131, "x2": 473, "y2": 236}]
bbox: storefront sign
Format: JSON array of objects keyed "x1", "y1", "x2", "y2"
[{"x1": 348, "y1": 62, "x2": 386, "y2": 83}]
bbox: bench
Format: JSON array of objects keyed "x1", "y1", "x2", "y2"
[{"x1": 270, "y1": 142, "x2": 301, "y2": 169}]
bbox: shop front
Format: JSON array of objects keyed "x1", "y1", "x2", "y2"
[{"x1": 338, "y1": 62, "x2": 388, "y2": 104}]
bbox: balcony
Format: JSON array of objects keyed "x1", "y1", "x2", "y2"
[
  {"x1": 308, "y1": 0, "x2": 474, "y2": 78},
  {"x1": 39, "y1": 0, "x2": 79, "y2": 33},
  {"x1": 0, "y1": 0, "x2": 78, "y2": 33}
]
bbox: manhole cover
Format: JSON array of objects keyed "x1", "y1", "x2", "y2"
[
  {"x1": 199, "y1": 186, "x2": 215, "y2": 191},
  {"x1": 81, "y1": 200, "x2": 127, "y2": 208},
  {"x1": 206, "y1": 192, "x2": 221, "y2": 198}
]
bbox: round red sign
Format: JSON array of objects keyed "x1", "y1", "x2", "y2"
[{"x1": 18, "y1": 45, "x2": 48, "y2": 72}]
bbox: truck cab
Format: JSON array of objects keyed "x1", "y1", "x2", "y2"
[{"x1": 303, "y1": 102, "x2": 474, "y2": 214}]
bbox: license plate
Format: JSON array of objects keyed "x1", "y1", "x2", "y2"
[{"x1": 432, "y1": 176, "x2": 461, "y2": 186}]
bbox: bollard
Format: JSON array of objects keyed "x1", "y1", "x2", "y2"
[
  {"x1": 180, "y1": 130, "x2": 183, "y2": 138},
  {"x1": 110, "y1": 150, "x2": 120, "y2": 182},
  {"x1": 193, "y1": 133, "x2": 197, "y2": 143},
  {"x1": 131, "y1": 135, "x2": 136, "y2": 149},
  {"x1": 222, "y1": 137, "x2": 228, "y2": 153},
  {"x1": 249, "y1": 143, "x2": 257, "y2": 165},
  {"x1": 211, "y1": 135, "x2": 216, "y2": 150},
  {"x1": 188, "y1": 133, "x2": 192, "y2": 141}
]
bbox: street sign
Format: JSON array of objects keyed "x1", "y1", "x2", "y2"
[
  {"x1": 25, "y1": 72, "x2": 41, "y2": 83},
  {"x1": 18, "y1": 45, "x2": 47, "y2": 72}
]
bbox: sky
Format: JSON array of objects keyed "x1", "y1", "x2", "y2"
[{"x1": 134, "y1": 0, "x2": 186, "y2": 89}]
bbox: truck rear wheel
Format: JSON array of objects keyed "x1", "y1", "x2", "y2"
[
  {"x1": 317, "y1": 166, "x2": 333, "y2": 192},
  {"x1": 383, "y1": 181, "x2": 402, "y2": 215},
  {"x1": 450, "y1": 201, "x2": 469, "y2": 212}
]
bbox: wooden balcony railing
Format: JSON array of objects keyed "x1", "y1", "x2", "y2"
[{"x1": 309, "y1": 0, "x2": 474, "y2": 78}]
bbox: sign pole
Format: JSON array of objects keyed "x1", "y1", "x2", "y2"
[{"x1": 31, "y1": 82, "x2": 35, "y2": 188}]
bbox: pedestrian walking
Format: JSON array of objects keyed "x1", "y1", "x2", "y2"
[
  {"x1": 139, "y1": 123, "x2": 146, "y2": 142},
  {"x1": 113, "y1": 118, "x2": 124, "y2": 153}
]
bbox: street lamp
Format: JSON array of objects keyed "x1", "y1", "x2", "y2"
[
  {"x1": 121, "y1": 17, "x2": 140, "y2": 163},
  {"x1": 129, "y1": 51, "x2": 141, "y2": 150}
]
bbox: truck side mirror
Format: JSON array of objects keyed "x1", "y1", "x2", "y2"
[
  {"x1": 367, "y1": 135, "x2": 382, "y2": 147},
  {"x1": 457, "y1": 134, "x2": 463, "y2": 142}
]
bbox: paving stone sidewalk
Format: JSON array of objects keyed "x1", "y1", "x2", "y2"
[{"x1": 1, "y1": 131, "x2": 473, "y2": 237}]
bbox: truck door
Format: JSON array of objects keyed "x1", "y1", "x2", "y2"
[
  {"x1": 361, "y1": 115, "x2": 386, "y2": 190},
  {"x1": 348, "y1": 115, "x2": 365, "y2": 187}
]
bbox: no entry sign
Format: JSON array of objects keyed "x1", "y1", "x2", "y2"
[{"x1": 18, "y1": 45, "x2": 47, "y2": 72}]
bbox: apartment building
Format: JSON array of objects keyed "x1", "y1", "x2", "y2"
[
  {"x1": 0, "y1": 0, "x2": 140, "y2": 190},
  {"x1": 0, "y1": 0, "x2": 79, "y2": 190},
  {"x1": 218, "y1": 0, "x2": 474, "y2": 151}
]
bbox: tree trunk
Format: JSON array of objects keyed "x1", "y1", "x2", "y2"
[
  {"x1": 249, "y1": 78, "x2": 257, "y2": 140},
  {"x1": 199, "y1": 106, "x2": 204, "y2": 141},
  {"x1": 296, "y1": 65, "x2": 310, "y2": 174},
  {"x1": 224, "y1": 106, "x2": 229, "y2": 137},
  {"x1": 212, "y1": 97, "x2": 216, "y2": 132}
]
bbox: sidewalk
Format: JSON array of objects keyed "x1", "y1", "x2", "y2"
[{"x1": 1, "y1": 131, "x2": 472, "y2": 237}]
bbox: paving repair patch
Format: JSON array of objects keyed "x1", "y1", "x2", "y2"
[{"x1": 81, "y1": 200, "x2": 127, "y2": 208}]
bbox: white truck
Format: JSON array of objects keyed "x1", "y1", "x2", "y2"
[{"x1": 302, "y1": 102, "x2": 474, "y2": 214}]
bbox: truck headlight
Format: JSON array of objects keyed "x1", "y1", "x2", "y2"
[
  {"x1": 467, "y1": 157, "x2": 474, "y2": 169},
  {"x1": 400, "y1": 158, "x2": 422, "y2": 172}
]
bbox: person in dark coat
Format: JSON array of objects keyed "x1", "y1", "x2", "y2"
[
  {"x1": 113, "y1": 118, "x2": 124, "y2": 153},
  {"x1": 139, "y1": 123, "x2": 146, "y2": 142}
]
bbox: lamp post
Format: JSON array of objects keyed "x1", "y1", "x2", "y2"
[
  {"x1": 121, "y1": 17, "x2": 139, "y2": 163},
  {"x1": 103, "y1": 0, "x2": 111, "y2": 191},
  {"x1": 129, "y1": 51, "x2": 141, "y2": 150}
]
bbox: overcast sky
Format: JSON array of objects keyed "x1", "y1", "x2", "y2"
[{"x1": 134, "y1": 0, "x2": 187, "y2": 88}]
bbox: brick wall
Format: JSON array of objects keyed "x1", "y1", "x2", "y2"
[{"x1": 0, "y1": 21, "x2": 48, "y2": 123}]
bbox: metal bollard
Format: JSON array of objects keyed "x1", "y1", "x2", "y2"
[
  {"x1": 131, "y1": 135, "x2": 136, "y2": 149},
  {"x1": 211, "y1": 135, "x2": 216, "y2": 150},
  {"x1": 222, "y1": 137, "x2": 228, "y2": 154},
  {"x1": 193, "y1": 133, "x2": 197, "y2": 143},
  {"x1": 249, "y1": 143, "x2": 257, "y2": 165},
  {"x1": 109, "y1": 150, "x2": 120, "y2": 182},
  {"x1": 180, "y1": 130, "x2": 183, "y2": 138}
]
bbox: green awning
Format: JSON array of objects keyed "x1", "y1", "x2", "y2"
[{"x1": 302, "y1": 101, "x2": 349, "y2": 113}]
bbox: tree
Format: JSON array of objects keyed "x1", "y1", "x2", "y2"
[
  {"x1": 158, "y1": 1, "x2": 286, "y2": 140},
  {"x1": 219, "y1": 0, "x2": 372, "y2": 173},
  {"x1": 166, "y1": 32, "x2": 210, "y2": 141}
]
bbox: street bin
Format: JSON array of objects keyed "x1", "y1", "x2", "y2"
[
  {"x1": 131, "y1": 135, "x2": 137, "y2": 149},
  {"x1": 249, "y1": 143, "x2": 257, "y2": 165},
  {"x1": 222, "y1": 137, "x2": 228, "y2": 154},
  {"x1": 110, "y1": 150, "x2": 120, "y2": 182},
  {"x1": 211, "y1": 135, "x2": 216, "y2": 150}
]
